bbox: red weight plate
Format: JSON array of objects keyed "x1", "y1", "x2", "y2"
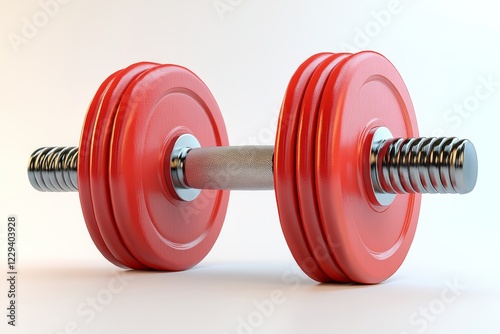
[
  {"x1": 316, "y1": 51, "x2": 421, "y2": 283},
  {"x1": 109, "y1": 65, "x2": 229, "y2": 270},
  {"x1": 90, "y1": 63, "x2": 159, "y2": 270},
  {"x1": 296, "y1": 53, "x2": 351, "y2": 282},
  {"x1": 78, "y1": 69, "x2": 127, "y2": 268},
  {"x1": 275, "y1": 53, "x2": 332, "y2": 283}
]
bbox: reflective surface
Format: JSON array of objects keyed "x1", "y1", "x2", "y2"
[
  {"x1": 170, "y1": 134, "x2": 202, "y2": 201},
  {"x1": 28, "y1": 146, "x2": 79, "y2": 192},
  {"x1": 27, "y1": 134, "x2": 478, "y2": 198},
  {"x1": 374, "y1": 135, "x2": 478, "y2": 195}
]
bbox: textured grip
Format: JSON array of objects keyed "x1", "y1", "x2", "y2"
[{"x1": 184, "y1": 146, "x2": 274, "y2": 190}]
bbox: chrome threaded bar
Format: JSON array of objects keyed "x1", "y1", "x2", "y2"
[
  {"x1": 28, "y1": 134, "x2": 478, "y2": 201},
  {"x1": 373, "y1": 137, "x2": 478, "y2": 195},
  {"x1": 28, "y1": 146, "x2": 79, "y2": 192}
]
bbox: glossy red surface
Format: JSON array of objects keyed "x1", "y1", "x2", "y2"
[
  {"x1": 275, "y1": 53, "x2": 332, "y2": 283},
  {"x1": 78, "y1": 69, "x2": 127, "y2": 268},
  {"x1": 90, "y1": 63, "x2": 158, "y2": 269},
  {"x1": 315, "y1": 51, "x2": 421, "y2": 283},
  {"x1": 296, "y1": 53, "x2": 351, "y2": 282},
  {"x1": 108, "y1": 64, "x2": 229, "y2": 270}
]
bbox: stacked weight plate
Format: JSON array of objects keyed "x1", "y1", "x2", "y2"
[
  {"x1": 274, "y1": 51, "x2": 421, "y2": 283},
  {"x1": 78, "y1": 63, "x2": 230, "y2": 271}
]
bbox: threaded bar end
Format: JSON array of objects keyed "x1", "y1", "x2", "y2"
[
  {"x1": 376, "y1": 137, "x2": 478, "y2": 194},
  {"x1": 28, "y1": 147, "x2": 79, "y2": 192}
]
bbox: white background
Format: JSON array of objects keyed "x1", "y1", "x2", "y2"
[{"x1": 0, "y1": 0, "x2": 499, "y2": 333}]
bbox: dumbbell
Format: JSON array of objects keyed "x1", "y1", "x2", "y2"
[{"x1": 28, "y1": 51, "x2": 478, "y2": 284}]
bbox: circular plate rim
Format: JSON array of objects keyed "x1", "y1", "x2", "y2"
[
  {"x1": 316, "y1": 51, "x2": 422, "y2": 283},
  {"x1": 296, "y1": 52, "x2": 352, "y2": 282},
  {"x1": 274, "y1": 53, "x2": 332, "y2": 283},
  {"x1": 78, "y1": 69, "x2": 127, "y2": 268},
  {"x1": 90, "y1": 62, "x2": 160, "y2": 270},
  {"x1": 108, "y1": 64, "x2": 229, "y2": 270}
]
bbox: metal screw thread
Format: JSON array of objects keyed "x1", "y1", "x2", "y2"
[
  {"x1": 373, "y1": 137, "x2": 478, "y2": 195},
  {"x1": 28, "y1": 147, "x2": 79, "y2": 192}
]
